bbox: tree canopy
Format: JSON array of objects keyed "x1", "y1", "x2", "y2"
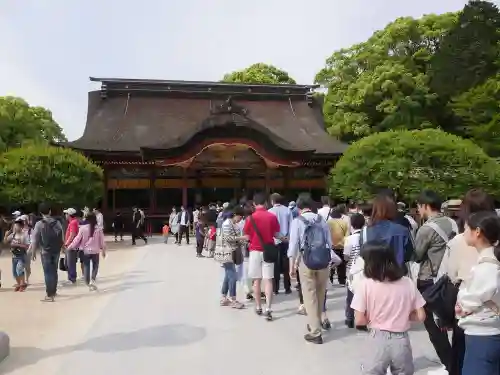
[
  {"x1": 316, "y1": 1, "x2": 500, "y2": 155},
  {"x1": 0, "y1": 96, "x2": 66, "y2": 152},
  {"x1": 222, "y1": 63, "x2": 296, "y2": 84},
  {"x1": 329, "y1": 129, "x2": 500, "y2": 201},
  {"x1": 0, "y1": 145, "x2": 103, "y2": 207}
]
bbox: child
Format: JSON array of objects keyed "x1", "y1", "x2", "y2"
[
  {"x1": 4, "y1": 218, "x2": 29, "y2": 291},
  {"x1": 343, "y1": 213, "x2": 365, "y2": 328},
  {"x1": 455, "y1": 211, "x2": 500, "y2": 375},
  {"x1": 351, "y1": 240, "x2": 426, "y2": 375},
  {"x1": 162, "y1": 222, "x2": 170, "y2": 244},
  {"x1": 207, "y1": 225, "x2": 217, "y2": 258}
]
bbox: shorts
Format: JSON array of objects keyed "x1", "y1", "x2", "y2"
[
  {"x1": 248, "y1": 251, "x2": 274, "y2": 280},
  {"x1": 12, "y1": 257, "x2": 25, "y2": 278}
]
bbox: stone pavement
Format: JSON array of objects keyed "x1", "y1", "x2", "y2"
[{"x1": 0, "y1": 240, "x2": 444, "y2": 375}]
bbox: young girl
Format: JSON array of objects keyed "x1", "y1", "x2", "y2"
[
  {"x1": 162, "y1": 222, "x2": 170, "y2": 244},
  {"x1": 67, "y1": 213, "x2": 106, "y2": 291},
  {"x1": 4, "y1": 219, "x2": 29, "y2": 291},
  {"x1": 351, "y1": 240, "x2": 426, "y2": 375},
  {"x1": 455, "y1": 211, "x2": 500, "y2": 375}
]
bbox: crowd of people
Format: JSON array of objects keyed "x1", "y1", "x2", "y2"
[
  {"x1": 2, "y1": 187, "x2": 500, "y2": 374},
  {"x1": 186, "y1": 189, "x2": 500, "y2": 375},
  {"x1": 1, "y1": 204, "x2": 107, "y2": 301}
]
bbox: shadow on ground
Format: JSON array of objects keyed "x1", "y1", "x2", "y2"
[{"x1": 0, "y1": 324, "x2": 207, "y2": 374}]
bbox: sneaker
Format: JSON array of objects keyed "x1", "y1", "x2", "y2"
[
  {"x1": 304, "y1": 333, "x2": 323, "y2": 344},
  {"x1": 345, "y1": 319, "x2": 354, "y2": 328},
  {"x1": 246, "y1": 293, "x2": 254, "y2": 301},
  {"x1": 255, "y1": 307, "x2": 263, "y2": 316},
  {"x1": 321, "y1": 318, "x2": 332, "y2": 330},
  {"x1": 89, "y1": 281, "x2": 98, "y2": 291},
  {"x1": 297, "y1": 305, "x2": 307, "y2": 315}
]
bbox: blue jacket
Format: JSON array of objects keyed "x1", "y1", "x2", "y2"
[{"x1": 363, "y1": 220, "x2": 414, "y2": 265}]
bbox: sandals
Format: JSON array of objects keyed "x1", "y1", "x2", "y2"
[
  {"x1": 220, "y1": 298, "x2": 230, "y2": 306},
  {"x1": 297, "y1": 305, "x2": 307, "y2": 315}
]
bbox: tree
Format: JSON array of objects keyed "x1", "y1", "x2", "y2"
[
  {"x1": 0, "y1": 145, "x2": 103, "y2": 207},
  {"x1": 222, "y1": 63, "x2": 297, "y2": 84},
  {"x1": 430, "y1": 1, "x2": 500, "y2": 99},
  {"x1": 449, "y1": 74, "x2": 500, "y2": 156},
  {"x1": 316, "y1": 13, "x2": 458, "y2": 142},
  {"x1": 329, "y1": 129, "x2": 500, "y2": 201},
  {"x1": 0, "y1": 97, "x2": 66, "y2": 152}
]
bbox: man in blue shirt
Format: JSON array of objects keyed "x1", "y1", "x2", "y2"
[{"x1": 268, "y1": 193, "x2": 293, "y2": 294}]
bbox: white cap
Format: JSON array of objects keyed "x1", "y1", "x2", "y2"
[
  {"x1": 19, "y1": 214, "x2": 29, "y2": 222},
  {"x1": 63, "y1": 208, "x2": 77, "y2": 215},
  {"x1": 222, "y1": 202, "x2": 230, "y2": 209},
  {"x1": 12, "y1": 210, "x2": 21, "y2": 217}
]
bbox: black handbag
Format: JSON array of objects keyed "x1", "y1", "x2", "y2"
[
  {"x1": 59, "y1": 256, "x2": 68, "y2": 272},
  {"x1": 421, "y1": 275, "x2": 460, "y2": 328},
  {"x1": 249, "y1": 216, "x2": 278, "y2": 263}
]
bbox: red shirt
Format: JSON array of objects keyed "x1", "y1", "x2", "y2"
[
  {"x1": 243, "y1": 206, "x2": 280, "y2": 252},
  {"x1": 65, "y1": 217, "x2": 79, "y2": 246}
]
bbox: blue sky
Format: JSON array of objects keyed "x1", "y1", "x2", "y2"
[{"x1": 0, "y1": 0, "x2": 470, "y2": 140}]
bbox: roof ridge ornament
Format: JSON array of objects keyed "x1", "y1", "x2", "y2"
[{"x1": 210, "y1": 96, "x2": 249, "y2": 117}]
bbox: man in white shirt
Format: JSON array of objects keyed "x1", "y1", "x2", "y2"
[
  {"x1": 93, "y1": 208, "x2": 104, "y2": 229},
  {"x1": 317, "y1": 196, "x2": 331, "y2": 221}
]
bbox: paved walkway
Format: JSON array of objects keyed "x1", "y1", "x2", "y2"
[{"x1": 1, "y1": 241, "x2": 443, "y2": 375}]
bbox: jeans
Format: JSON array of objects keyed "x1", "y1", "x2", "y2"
[
  {"x1": 418, "y1": 279, "x2": 452, "y2": 371},
  {"x1": 463, "y1": 334, "x2": 500, "y2": 375},
  {"x1": 82, "y1": 253, "x2": 100, "y2": 285},
  {"x1": 65, "y1": 250, "x2": 78, "y2": 282},
  {"x1": 41, "y1": 252, "x2": 60, "y2": 297},
  {"x1": 221, "y1": 262, "x2": 237, "y2": 298},
  {"x1": 12, "y1": 256, "x2": 25, "y2": 278},
  {"x1": 345, "y1": 288, "x2": 354, "y2": 321}
]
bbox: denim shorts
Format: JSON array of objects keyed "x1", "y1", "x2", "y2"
[{"x1": 12, "y1": 257, "x2": 25, "y2": 278}]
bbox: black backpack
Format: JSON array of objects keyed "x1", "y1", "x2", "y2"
[{"x1": 39, "y1": 219, "x2": 63, "y2": 254}]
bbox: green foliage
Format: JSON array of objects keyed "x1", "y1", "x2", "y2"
[
  {"x1": 450, "y1": 74, "x2": 500, "y2": 156},
  {"x1": 329, "y1": 129, "x2": 500, "y2": 201},
  {"x1": 0, "y1": 145, "x2": 103, "y2": 207},
  {"x1": 0, "y1": 96, "x2": 66, "y2": 152},
  {"x1": 430, "y1": 1, "x2": 500, "y2": 98},
  {"x1": 222, "y1": 63, "x2": 296, "y2": 84},
  {"x1": 317, "y1": 13, "x2": 457, "y2": 142}
]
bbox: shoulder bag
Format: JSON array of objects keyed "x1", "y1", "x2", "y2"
[{"x1": 249, "y1": 215, "x2": 278, "y2": 263}]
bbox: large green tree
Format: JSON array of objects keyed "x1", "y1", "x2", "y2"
[
  {"x1": 316, "y1": 13, "x2": 457, "y2": 142},
  {"x1": 430, "y1": 1, "x2": 500, "y2": 99},
  {"x1": 449, "y1": 74, "x2": 500, "y2": 156},
  {"x1": 0, "y1": 97, "x2": 66, "y2": 152},
  {"x1": 222, "y1": 63, "x2": 296, "y2": 84},
  {"x1": 329, "y1": 129, "x2": 500, "y2": 201},
  {"x1": 0, "y1": 145, "x2": 103, "y2": 207}
]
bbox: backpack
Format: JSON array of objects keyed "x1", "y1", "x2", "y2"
[
  {"x1": 298, "y1": 216, "x2": 331, "y2": 270},
  {"x1": 39, "y1": 219, "x2": 63, "y2": 254}
]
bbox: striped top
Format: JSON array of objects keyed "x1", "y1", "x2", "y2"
[{"x1": 344, "y1": 229, "x2": 362, "y2": 270}]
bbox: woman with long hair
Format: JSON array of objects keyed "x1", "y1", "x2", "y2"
[
  {"x1": 67, "y1": 212, "x2": 106, "y2": 291},
  {"x1": 456, "y1": 211, "x2": 500, "y2": 375},
  {"x1": 438, "y1": 189, "x2": 495, "y2": 375}
]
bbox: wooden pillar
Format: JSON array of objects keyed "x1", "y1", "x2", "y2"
[
  {"x1": 102, "y1": 167, "x2": 109, "y2": 214},
  {"x1": 182, "y1": 168, "x2": 188, "y2": 208},
  {"x1": 149, "y1": 167, "x2": 156, "y2": 214},
  {"x1": 265, "y1": 168, "x2": 271, "y2": 196}
]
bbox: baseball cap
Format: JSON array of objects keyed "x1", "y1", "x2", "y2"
[
  {"x1": 12, "y1": 210, "x2": 21, "y2": 217},
  {"x1": 288, "y1": 201, "x2": 296, "y2": 208},
  {"x1": 63, "y1": 208, "x2": 77, "y2": 215},
  {"x1": 222, "y1": 202, "x2": 230, "y2": 209}
]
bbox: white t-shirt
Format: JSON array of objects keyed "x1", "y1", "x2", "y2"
[{"x1": 318, "y1": 206, "x2": 331, "y2": 221}]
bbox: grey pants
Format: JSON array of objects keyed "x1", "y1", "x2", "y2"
[{"x1": 362, "y1": 329, "x2": 414, "y2": 375}]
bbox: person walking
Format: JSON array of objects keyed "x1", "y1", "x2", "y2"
[
  {"x1": 177, "y1": 206, "x2": 190, "y2": 245},
  {"x1": 169, "y1": 207, "x2": 180, "y2": 244},
  {"x1": 131, "y1": 207, "x2": 147, "y2": 245},
  {"x1": 66, "y1": 212, "x2": 106, "y2": 291},
  {"x1": 288, "y1": 193, "x2": 341, "y2": 343},
  {"x1": 268, "y1": 193, "x2": 293, "y2": 295},
  {"x1": 63, "y1": 208, "x2": 80, "y2": 285},
  {"x1": 29, "y1": 203, "x2": 64, "y2": 302}
]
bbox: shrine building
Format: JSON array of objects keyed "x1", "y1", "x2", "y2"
[{"x1": 62, "y1": 77, "x2": 346, "y2": 220}]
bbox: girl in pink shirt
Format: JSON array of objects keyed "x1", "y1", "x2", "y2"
[
  {"x1": 67, "y1": 213, "x2": 106, "y2": 291},
  {"x1": 351, "y1": 240, "x2": 426, "y2": 375}
]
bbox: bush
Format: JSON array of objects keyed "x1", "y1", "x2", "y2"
[
  {"x1": 329, "y1": 129, "x2": 500, "y2": 201},
  {"x1": 0, "y1": 145, "x2": 103, "y2": 207}
]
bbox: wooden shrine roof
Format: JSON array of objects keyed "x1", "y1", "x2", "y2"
[{"x1": 63, "y1": 77, "x2": 347, "y2": 157}]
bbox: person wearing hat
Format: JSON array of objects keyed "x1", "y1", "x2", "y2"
[
  {"x1": 4, "y1": 216, "x2": 30, "y2": 291},
  {"x1": 63, "y1": 208, "x2": 80, "y2": 284}
]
